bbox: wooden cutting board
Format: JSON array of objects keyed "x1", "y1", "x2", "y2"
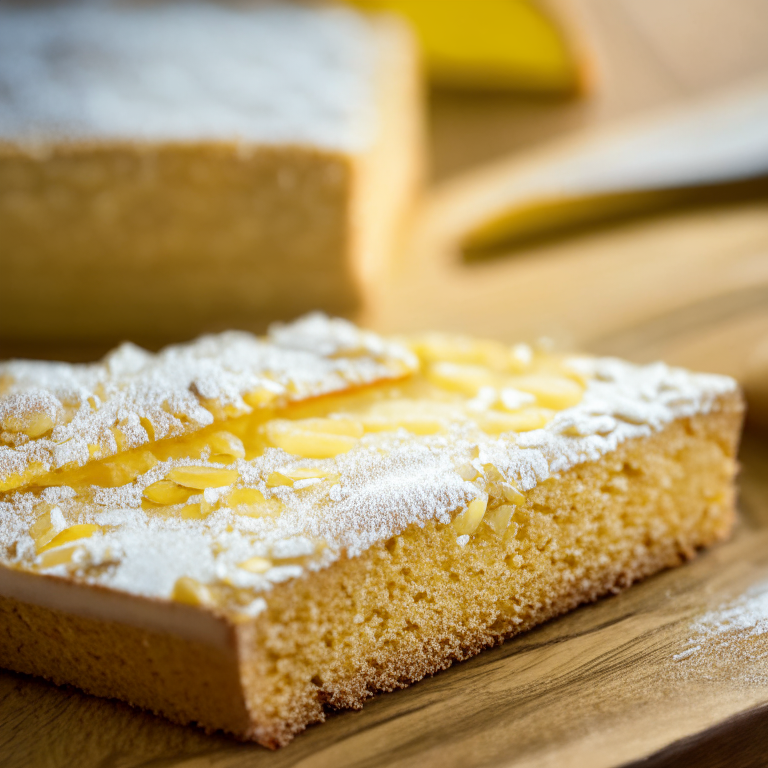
[
  {"x1": 2, "y1": 434, "x2": 768, "y2": 768},
  {"x1": 453, "y1": 79, "x2": 768, "y2": 255}
]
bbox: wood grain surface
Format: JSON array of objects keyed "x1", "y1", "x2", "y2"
[{"x1": 1, "y1": 433, "x2": 767, "y2": 768}]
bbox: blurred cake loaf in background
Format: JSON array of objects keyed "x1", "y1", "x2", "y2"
[{"x1": 0, "y1": 0, "x2": 422, "y2": 358}]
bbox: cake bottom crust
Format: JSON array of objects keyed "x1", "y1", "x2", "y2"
[{"x1": 0, "y1": 396, "x2": 743, "y2": 748}]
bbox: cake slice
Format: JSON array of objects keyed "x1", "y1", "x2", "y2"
[
  {"x1": 0, "y1": 315, "x2": 743, "y2": 747},
  {"x1": 0, "y1": 1, "x2": 421, "y2": 356}
]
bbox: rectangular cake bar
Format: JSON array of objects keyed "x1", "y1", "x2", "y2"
[
  {"x1": 0, "y1": 315, "x2": 743, "y2": 747},
  {"x1": 0, "y1": 1, "x2": 422, "y2": 355}
]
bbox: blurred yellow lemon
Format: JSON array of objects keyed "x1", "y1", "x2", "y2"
[{"x1": 346, "y1": 0, "x2": 591, "y2": 94}]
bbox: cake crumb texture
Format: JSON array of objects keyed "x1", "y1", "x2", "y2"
[{"x1": 235, "y1": 402, "x2": 742, "y2": 746}]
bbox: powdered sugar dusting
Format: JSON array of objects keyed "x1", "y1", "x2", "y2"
[
  {"x1": 0, "y1": 1, "x2": 378, "y2": 150},
  {"x1": 677, "y1": 583, "x2": 768, "y2": 656},
  {"x1": 0, "y1": 319, "x2": 739, "y2": 612},
  {"x1": 512, "y1": 357, "x2": 734, "y2": 481},
  {"x1": 0, "y1": 314, "x2": 416, "y2": 489},
  {"x1": 672, "y1": 581, "x2": 768, "y2": 683}
]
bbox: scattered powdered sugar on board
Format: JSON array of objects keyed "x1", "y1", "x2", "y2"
[
  {"x1": 672, "y1": 582, "x2": 768, "y2": 684},
  {"x1": 692, "y1": 588, "x2": 768, "y2": 641}
]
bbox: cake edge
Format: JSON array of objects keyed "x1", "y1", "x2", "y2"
[{"x1": 0, "y1": 390, "x2": 745, "y2": 748}]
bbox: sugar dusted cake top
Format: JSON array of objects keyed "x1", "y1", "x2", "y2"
[
  {"x1": 0, "y1": 316, "x2": 737, "y2": 615},
  {"x1": 0, "y1": 1, "x2": 378, "y2": 149},
  {"x1": 0, "y1": 314, "x2": 417, "y2": 491}
]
